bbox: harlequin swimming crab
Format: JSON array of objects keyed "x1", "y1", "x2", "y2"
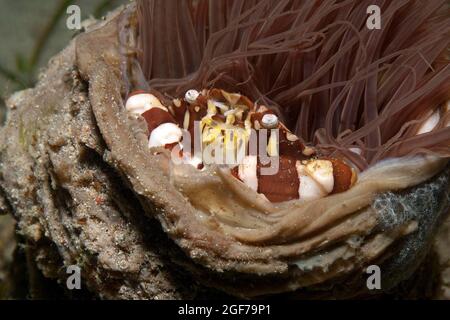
[{"x1": 126, "y1": 88, "x2": 356, "y2": 203}]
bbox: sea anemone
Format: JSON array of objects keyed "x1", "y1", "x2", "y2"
[
  {"x1": 131, "y1": 0, "x2": 450, "y2": 170},
  {"x1": 0, "y1": 0, "x2": 449, "y2": 299}
]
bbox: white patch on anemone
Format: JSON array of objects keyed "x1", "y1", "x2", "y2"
[
  {"x1": 238, "y1": 156, "x2": 258, "y2": 192},
  {"x1": 417, "y1": 110, "x2": 440, "y2": 135}
]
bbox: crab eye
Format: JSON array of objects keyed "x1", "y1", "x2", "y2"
[
  {"x1": 261, "y1": 114, "x2": 278, "y2": 128},
  {"x1": 185, "y1": 89, "x2": 200, "y2": 104}
]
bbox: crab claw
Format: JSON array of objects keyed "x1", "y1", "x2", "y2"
[{"x1": 148, "y1": 122, "x2": 183, "y2": 148}]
